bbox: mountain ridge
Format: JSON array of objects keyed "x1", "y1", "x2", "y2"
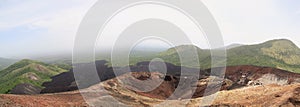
[
  {"x1": 157, "y1": 39, "x2": 300, "y2": 73},
  {"x1": 0, "y1": 59, "x2": 68, "y2": 94}
]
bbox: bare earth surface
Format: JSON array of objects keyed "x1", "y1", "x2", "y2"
[
  {"x1": 199, "y1": 83, "x2": 300, "y2": 107},
  {"x1": 0, "y1": 91, "x2": 88, "y2": 107},
  {"x1": 1, "y1": 82, "x2": 300, "y2": 107}
]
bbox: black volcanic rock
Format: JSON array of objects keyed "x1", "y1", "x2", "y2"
[
  {"x1": 41, "y1": 71, "x2": 77, "y2": 93},
  {"x1": 41, "y1": 59, "x2": 300, "y2": 96},
  {"x1": 41, "y1": 60, "x2": 202, "y2": 93},
  {"x1": 10, "y1": 83, "x2": 41, "y2": 95},
  {"x1": 41, "y1": 60, "x2": 122, "y2": 93}
]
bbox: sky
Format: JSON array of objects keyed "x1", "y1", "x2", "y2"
[{"x1": 0, "y1": 0, "x2": 299, "y2": 58}]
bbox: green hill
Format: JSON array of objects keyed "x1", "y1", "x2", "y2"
[
  {"x1": 261, "y1": 39, "x2": 300, "y2": 65},
  {"x1": 0, "y1": 58, "x2": 18, "y2": 70},
  {"x1": 157, "y1": 39, "x2": 300, "y2": 73},
  {"x1": 0, "y1": 59, "x2": 68, "y2": 94},
  {"x1": 158, "y1": 45, "x2": 210, "y2": 67}
]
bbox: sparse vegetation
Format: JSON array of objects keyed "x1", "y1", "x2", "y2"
[{"x1": 0, "y1": 59, "x2": 68, "y2": 94}]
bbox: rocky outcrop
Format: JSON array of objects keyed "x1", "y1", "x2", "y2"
[
  {"x1": 10, "y1": 83, "x2": 41, "y2": 95},
  {"x1": 22, "y1": 72, "x2": 40, "y2": 81},
  {"x1": 116, "y1": 73, "x2": 233, "y2": 100},
  {"x1": 210, "y1": 65, "x2": 300, "y2": 89},
  {"x1": 42, "y1": 60, "x2": 300, "y2": 99}
]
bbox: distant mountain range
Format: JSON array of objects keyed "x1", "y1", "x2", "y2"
[
  {"x1": 225, "y1": 43, "x2": 243, "y2": 49},
  {"x1": 0, "y1": 59, "x2": 68, "y2": 94},
  {"x1": 158, "y1": 39, "x2": 300, "y2": 73}
]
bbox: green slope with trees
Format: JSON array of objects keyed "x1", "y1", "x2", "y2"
[
  {"x1": 157, "y1": 39, "x2": 300, "y2": 73},
  {"x1": 0, "y1": 59, "x2": 68, "y2": 93}
]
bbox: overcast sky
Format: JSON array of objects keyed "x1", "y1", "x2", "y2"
[{"x1": 0, "y1": 0, "x2": 299, "y2": 58}]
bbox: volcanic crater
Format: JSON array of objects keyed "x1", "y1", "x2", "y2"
[{"x1": 41, "y1": 61, "x2": 300, "y2": 101}]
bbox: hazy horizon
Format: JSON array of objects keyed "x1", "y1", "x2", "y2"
[{"x1": 1, "y1": 38, "x2": 297, "y2": 60}]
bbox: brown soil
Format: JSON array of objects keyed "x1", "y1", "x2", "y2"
[
  {"x1": 0, "y1": 91, "x2": 87, "y2": 107},
  {"x1": 206, "y1": 83, "x2": 300, "y2": 107},
  {"x1": 2, "y1": 82, "x2": 300, "y2": 107}
]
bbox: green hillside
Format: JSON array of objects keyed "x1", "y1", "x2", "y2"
[
  {"x1": 158, "y1": 45, "x2": 210, "y2": 67},
  {"x1": 0, "y1": 59, "x2": 67, "y2": 94},
  {"x1": 157, "y1": 39, "x2": 300, "y2": 73},
  {"x1": 0, "y1": 58, "x2": 18, "y2": 70}
]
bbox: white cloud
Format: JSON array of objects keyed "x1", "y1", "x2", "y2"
[
  {"x1": 0, "y1": 0, "x2": 96, "y2": 31},
  {"x1": 27, "y1": 1, "x2": 97, "y2": 56},
  {"x1": 0, "y1": 0, "x2": 97, "y2": 57},
  {"x1": 0, "y1": 1, "x2": 48, "y2": 30},
  {"x1": 202, "y1": 0, "x2": 300, "y2": 46}
]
